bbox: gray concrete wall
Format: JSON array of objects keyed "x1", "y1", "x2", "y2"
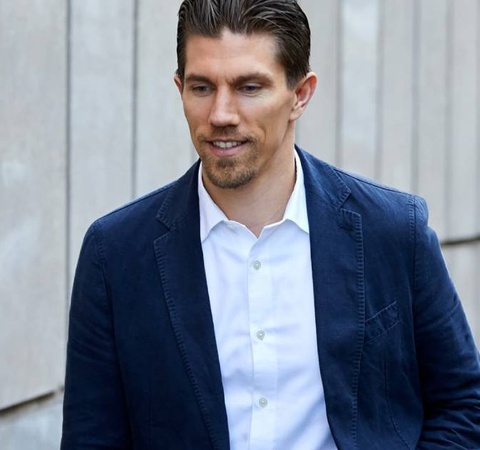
[
  {"x1": 0, "y1": 0, "x2": 67, "y2": 414},
  {"x1": 299, "y1": 0, "x2": 480, "y2": 345},
  {"x1": 1, "y1": 0, "x2": 479, "y2": 447}
]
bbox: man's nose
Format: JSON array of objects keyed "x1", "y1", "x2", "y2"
[{"x1": 208, "y1": 89, "x2": 240, "y2": 128}]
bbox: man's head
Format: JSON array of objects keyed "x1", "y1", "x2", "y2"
[
  {"x1": 174, "y1": 0, "x2": 317, "y2": 193},
  {"x1": 176, "y1": 0, "x2": 311, "y2": 90}
]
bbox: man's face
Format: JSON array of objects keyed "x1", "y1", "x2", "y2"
[{"x1": 175, "y1": 30, "x2": 301, "y2": 190}]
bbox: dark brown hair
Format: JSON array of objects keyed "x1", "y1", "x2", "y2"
[{"x1": 176, "y1": 0, "x2": 311, "y2": 89}]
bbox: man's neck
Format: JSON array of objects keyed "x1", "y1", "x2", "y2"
[{"x1": 202, "y1": 155, "x2": 296, "y2": 237}]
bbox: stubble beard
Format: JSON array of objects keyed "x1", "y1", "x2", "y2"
[{"x1": 200, "y1": 139, "x2": 260, "y2": 190}]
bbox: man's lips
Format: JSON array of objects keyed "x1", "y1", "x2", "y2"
[
  {"x1": 211, "y1": 140, "x2": 245, "y2": 149},
  {"x1": 207, "y1": 140, "x2": 247, "y2": 156}
]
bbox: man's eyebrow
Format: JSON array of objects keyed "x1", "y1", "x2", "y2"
[
  {"x1": 184, "y1": 72, "x2": 274, "y2": 85},
  {"x1": 184, "y1": 74, "x2": 211, "y2": 84},
  {"x1": 233, "y1": 72, "x2": 274, "y2": 85}
]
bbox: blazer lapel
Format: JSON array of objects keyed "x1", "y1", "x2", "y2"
[
  {"x1": 299, "y1": 149, "x2": 365, "y2": 448},
  {"x1": 153, "y1": 164, "x2": 229, "y2": 450}
]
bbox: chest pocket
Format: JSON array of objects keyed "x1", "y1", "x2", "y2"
[{"x1": 365, "y1": 301, "x2": 399, "y2": 343}]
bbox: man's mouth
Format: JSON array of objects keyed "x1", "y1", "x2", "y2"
[{"x1": 211, "y1": 141, "x2": 245, "y2": 149}]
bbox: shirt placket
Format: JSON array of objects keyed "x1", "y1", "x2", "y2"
[{"x1": 247, "y1": 237, "x2": 277, "y2": 450}]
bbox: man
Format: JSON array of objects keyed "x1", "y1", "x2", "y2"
[{"x1": 61, "y1": 0, "x2": 480, "y2": 448}]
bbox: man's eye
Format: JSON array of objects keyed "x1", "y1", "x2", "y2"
[
  {"x1": 191, "y1": 85, "x2": 210, "y2": 94},
  {"x1": 241, "y1": 85, "x2": 261, "y2": 94}
]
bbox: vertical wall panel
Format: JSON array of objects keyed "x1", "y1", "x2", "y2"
[
  {"x1": 443, "y1": 243, "x2": 480, "y2": 346},
  {"x1": 70, "y1": 0, "x2": 135, "y2": 274},
  {"x1": 298, "y1": 0, "x2": 340, "y2": 164},
  {"x1": 340, "y1": 0, "x2": 380, "y2": 178},
  {"x1": 378, "y1": 0, "x2": 415, "y2": 191},
  {"x1": 447, "y1": 0, "x2": 479, "y2": 240},
  {"x1": 415, "y1": 0, "x2": 449, "y2": 238},
  {"x1": 135, "y1": 0, "x2": 193, "y2": 196},
  {"x1": 0, "y1": 0, "x2": 66, "y2": 409}
]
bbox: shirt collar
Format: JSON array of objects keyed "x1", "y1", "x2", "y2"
[
  {"x1": 283, "y1": 151, "x2": 310, "y2": 234},
  {"x1": 198, "y1": 150, "x2": 310, "y2": 243},
  {"x1": 198, "y1": 166, "x2": 229, "y2": 243}
]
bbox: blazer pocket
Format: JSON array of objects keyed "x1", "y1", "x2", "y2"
[{"x1": 365, "y1": 301, "x2": 399, "y2": 343}]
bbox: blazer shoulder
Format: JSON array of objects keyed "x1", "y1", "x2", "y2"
[
  {"x1": 89, "y1": 182, "x2": 172, "y2": 241},
  {"x1": 337, "y1": 167, "x2": 413, "y2": 201},
  {"x1": 335, "y1": 167, "x2": 421, "y2": 220},
  {"x1": 86, "y1": 162, "x2": 199, "y2": 241},
  {"x1": 298, "y1": 148, "x2": 425, "y2": 238},
  {"x1": 299, "y1": 147, "x2": 419, "y2": 215}
]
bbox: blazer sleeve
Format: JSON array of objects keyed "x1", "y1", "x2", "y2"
[
  {"x1": 61, "y1": 221, "x2": 133, "y2": 449},
  {"x1": 412, "y1": 197, "x2": 480, "y2": 449}
]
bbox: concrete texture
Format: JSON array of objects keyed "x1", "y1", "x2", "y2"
[
  {"x1": 415, "y1": 0, "x2": 449, "y2": 238},
  {"x1": 69, "y1": 0, "x2": 136, "y2": 277},
  {"x1": 0, "y1": 396, "x2": 62, "y2": 450},
  {"x1": 340, "y1": 0, "x2": 380, "y2": 179},
  {"x1": 298, "y1": 0, "x2": 339, "y2": 165},
  {"x1": 378, "y1": 0, "x2": 415, "y2": 193},
  {"x1": 448, "y1": 0, "x2": 479, "y2": 240},
  {"x1": 135, "y1": 0, "x2": 194, "y2": 197},
  {"x1": 443, "y1": 243, "x2": 480, "y2": 347},
  {"x1": 0, "y1": 0, "x2": 67, "y2": 409}
]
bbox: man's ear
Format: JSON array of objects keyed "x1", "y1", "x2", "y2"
[
  {"x1": 290, "y1": 72, "x2": 318, "y2": 121},
  {"x1": 174, "y1": 75, "x2": 183, "y2": 95}
]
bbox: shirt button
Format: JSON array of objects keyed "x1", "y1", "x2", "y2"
[
  {"x1": 252, "y1": 260, "x2": 262, "y2": 270},
  {"x1": 259, "y1": 397, "x2": 268, "y2": 408},
  {"x1": 256, "y1": 330, "x2": 265, "y2": 340}
]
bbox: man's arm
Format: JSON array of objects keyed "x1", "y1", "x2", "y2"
[
  {"x1": 61, "y1": 222, "x2": 133, "y2": 449},
  {"x1": 412, "y1": 197, "x2": 480, "y2": 449}
]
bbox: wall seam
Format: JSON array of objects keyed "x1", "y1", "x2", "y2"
[
  {"x1": 66, "y1": 0, "x2": 73, "y2": 323},
  {"x1": 336, "y1": 0, "x2": 344, "y2": 168},
  {"x1": 445, "y1": 0, "x2": 454, "y2": 239},
  {"x1": 441, "y1": 235, "x2": 480, "y2": 247},
  {"x1": 375, "y1": 0, "x2": 385, "y2": 182},
  {"x1": 0, "y1": 391, "x2": 63, "y2": 418},
  {"x1": 411, "y1": 0, "x2": 420, "y2": 194},
  {"x1": 477, "y1": 0, "x2": 480, "y2": 335},
  {"x1": 477, "y1": 0, "x2": 480, "y2": 236},
  {"x1": 132, "y1": 0, "x2": 139, "y2": 198}
]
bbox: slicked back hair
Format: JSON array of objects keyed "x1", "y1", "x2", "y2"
[{"x1": 176, "y1": 0, "x2": 311, "y2": 89}]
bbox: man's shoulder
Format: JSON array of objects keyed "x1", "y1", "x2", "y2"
[
  {"x1": 298, "y1": 148, "x2": 428, "y2": 237},
  {"x1": 100, "y1": 181, "x2": 174, "y2": 224},
  {"x1": 88, "y1": 162, "x2": 199, "y2": 240},
  {"x1": 299, "y1": 148, "x2": 421, "y2": 214}
]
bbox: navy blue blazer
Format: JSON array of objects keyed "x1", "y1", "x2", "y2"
[{"x1": 62, "y1": 148, "x2": 480, "y2": 449}]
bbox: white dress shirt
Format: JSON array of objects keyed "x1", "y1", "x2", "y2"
[{"x1": 198, "y1": 152, "x2": 337, "y2": 450}]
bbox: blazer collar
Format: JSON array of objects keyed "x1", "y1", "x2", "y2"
[
  {"x1": 297, "y1": 145, "x2": 351, "y2": 209},
  {"x1": 156, "y1": 147, "x2": 352, "y2": 229}
]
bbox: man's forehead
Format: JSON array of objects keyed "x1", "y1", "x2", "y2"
[
  {"x1": 184, "y1": 29, "x2": 279, "y2": 53},
  {"x1": 183, "y1": 30, "x2": 281, "y2": 71}
]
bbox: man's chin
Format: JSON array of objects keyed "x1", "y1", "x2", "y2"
[{"x1": 204, "y1": 166, "x2": 256, "y2": 190}]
